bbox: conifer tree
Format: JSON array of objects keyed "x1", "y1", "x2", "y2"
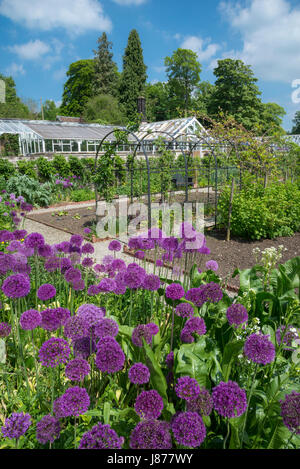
[
  {"x1": 93, "y1": 33, "x2": 119, "y2": 97},
  {"x1": 119, "y1": 29, "x2": 147, "y2": 121}
]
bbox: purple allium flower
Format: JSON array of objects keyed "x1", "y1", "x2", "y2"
[
  {"x1": 202, "y1": 282, "x2": 223, "y2": 303},
  {"x1": 108, "y1": 240, "x2": 121, "y2": 252},
  {"x1": 102, "y1": 255, "x2": 114, "y2": 265},
  {"x1": 226, "y1": 304, "x2": 248, "y2": 327},
  {"x1": 1, "y1": 412, "x2": 31, "y2": 440},
  {"x1": 128, "y1": 363, "x2": 150, "y2": 385},
  {"x1": 162, "y1": 237, "x2": 179, "y2": 252},
  {"x1": 79, "y1": 422, "x2": 124, "y2": 449},
  {"x1": 77, "y1": 304, "x2": 106, "y2": 329},
  {"x1": 37, "y1": 283, "x2": 56, "y2": 301},
  {"x1": 94, "y1": 318, "x2": 119, "y2": 339},
  {"x1": 171, "y1": 412, "x2": 206, "y2": 448},
  {"x1": 179, "y1": 222, "x2": 196, "y2": 239},
  {"x1": 212, "y1": 380, "x2": 247, "y2": 418},
  {"x1": 98, "y1": 278, "x2": 116, "y2": 293},
  {"x1": 123, "y1": 264, "x2": 146, "y2": 289},
  {"x1": 95, "y1": 337, "x2": 125, "y2": 373},
  {"x1": 64, "y1": 267, "x2": 82, "y2": 283},
  {"x1": 72, "y1": 278, "x2": 85, "y2": 291},
  {"x1": 0, "y1": 230, "x2": 14, "y2": 242},
  {"x1": 83, "y1": 227, "x2": 91, "y2": 235},
  {"x1": 13, "y1": 229, "x2": 27, "y2": 240},
  {"x1": 111, "y1": 259, "x2": 126, "y2": 271},
  {"x1": 56, "y1": 241, "x2": 71, "y2": 254},
  {"x1": 186, "y1": 388, "x2": 213, "y2": 417},
  {"x1": 87, "y1": 285, "x2": 100, "y2": 296},
  {"x1": 132, "y1": 324, "x2": 153, "y2": 348},
  {"x1": 276, "y1": 326, "x2": 300, "y2": 351},
  {"x1": 205, "y1": 260, "x2": 219, "y2": 271},
  {"x1": 82, "y1": 243, "x2": 94, "y2": 254},
  {"x1": 64, "y1": 316, "x2": 90, "y2": 340},
  {"x1": 175, "y1": 303, "x2": 194, "y2": 319},
  {"x1": 2, "y1": 273, "x2": 30, "y2": 298},
  {"x1": 70, "y1": 234, "x2": 84, "y2": 247},
  {"x1": 38, "y1": 244, "x2": 53, "y2": 258},
  {"x1": 175, "y1": 376, "x2": 201, "y2": 401},
  {"x1": 280, "y1": 391, "x2": 300, "y2": 434},
  {"x1": 165, "y1": 283, "x2": 185, "y2": 300},
  {"x1": 65, "y1": 358, "x2": 91, "y2": 382},
  {"x1": 19, "y1": 309, "x2": 41, "y2": 330},
  {"x1": 56, "y1": 386, "x2": 90, "y2": 417},
  {"x1": 73, "y1": 336, "x2": 96, "y2": 359},
  {"x1": 39, "y1": 337, "x2": 71, "y2": 368},
  {"x1": 185, "y1": 287, "x2": 206, "y2": 308},
  {"x1": 166, "y1": 351, "x2": 174, "y2": 369},
  {"x1": 82, "y1": 257, "x2": 94, "y2": 268},
  {"x1": 135, "y1": 390, "x2": 164, "y2": 419},
  {"x1": 44, "y1": 257, "x2": 60, "y2": 272},
  {"x1": 56, "y1": 307, "x2": 71, "y2": 326},
  {"x1": 135, "y1": 250, "x2": 145, "y2": 260},
  {"x1": 24, "y1": 232, "x2": 45, "y2": 249},
  {"x1": 244, "y1": 333, "x2": 276, "y2": 365},
  {"x1": 0, "y1": 254, "x2": 15, "y2": 275},
  {"x1": 130, "y1": 419, "x2": 171, "y2": 449},
  {"x1": 180, "y1": 316, "x2": 206, "y2": 343},
  {"x1": 142, "y1": 274, "x2": 161, "y2": 291},
  {"x1": 36, "y1": 415, "x2": 61, "y2": 445},
  {"x1": 94, "y1": 263, "x2": 106, "y2": 273},
  {"x1": 40, "y1": 308, "x2": 63, "y2": 332},
  {"x1": 156, "y1": 259, "x2": 163, "y2": 267},
  {"x1": 6, "y1": 240, "x2": 21, "y2": 252},
  {"x1": 0, "y1": 322, "x2": 11, "y2": 337}
]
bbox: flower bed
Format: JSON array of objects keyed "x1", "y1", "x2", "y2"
[{"x1": 0, "y1": 223, "x2": 299, "y2": 450}]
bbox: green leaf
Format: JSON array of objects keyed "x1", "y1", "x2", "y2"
[
  {"x1": 221, "y1": 340, "x2": 244, "y2": 382},
  {"x1": 267, "y1": 421, "x2": 290, "y2": 449},
  {"x1": 103, "y1": 402, "x2": 111, "y2": 425},
  {"x1": 143, "y1": 340, "x2": 168, "y2": 405}
]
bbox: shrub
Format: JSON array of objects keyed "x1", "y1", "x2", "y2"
[
  {"x1": 36, "y1": 157, "x2": 55, "y2": 182},
  {"x1": 218, "y1": 178, "x2": 300, "y2": 240},
  {"x1": 17, "y1": 160, "x2": 38, "y2": 180},
  {"x1": 52, "y1": 154, "x2": 70, "y2": 178},
  {"x1": 6, "y1": 174, "x2": 53, "y2": 207},
  {"x1": 68, "y1": 156, "x2": 84, "y2": 179},
  {"x1": 70, "y1": 189, "x2": 95, "y2": 202},
  {"x1": 0, "y1": 158, "x2": 16, "y2": 179}
]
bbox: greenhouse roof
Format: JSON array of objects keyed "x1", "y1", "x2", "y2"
[
  {"x1": 135, "y1": 116, "x2": 206, "y2": 141},
  {"x1": 0, "y1": 119, "x2": 40, "y2": 137}
]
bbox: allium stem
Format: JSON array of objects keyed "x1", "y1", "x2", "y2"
[{"x1": 240, "y1": 363, "x2": 258, "y2": 448}]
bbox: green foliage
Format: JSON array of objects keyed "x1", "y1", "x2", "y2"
[
  {"x1": 52, "y1": 154, "x2": 70, "y2": 178},
  {"x1": 6, "y1": 174, "x2": 53, "y2": 206},
  {"x1": 36, "y1": 156, "x2": 55, "y2": 182},
  {"x1": 17, "y1": 160, "x2": 37, "y2": 179},
  {"x1": 218, "y1": 177, "x2": 300, "y2": 240},
  {"x1": 0, "y1": 158, "x2": 16, "y2": 179},
  {"x1": 291, "y1": 110, "x2": 300, "y2": 134},
  {"x1": 164, "y1": 48, "x2": 201, "y2": 117},
  {"x1": 60, "y1": 59, "x2": 95, "y2": 116},
  {"x1": 93, "y1": 32, "x2": 119, "y2": 97},
  {"x1": 0, "y1": 73, "x2": 31, "y2": 118},
  {"x1": 118, "y1": 29, "x2": 147, "y2": 121},
  {"x1": 70, "y1": 188, "x2": 94, "y2": 202},
  {"x1": 83, "y1": 94, "x2": 127, "y2": 125},
  {"x1": 0, "y1": 134, "x2": 19, "y2": 156}
]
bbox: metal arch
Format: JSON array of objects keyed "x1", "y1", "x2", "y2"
[{"x1": 94, "y1": 127, "x2": 153, "y2": 229}]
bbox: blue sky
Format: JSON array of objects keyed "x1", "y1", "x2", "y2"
[{"x1": 0, "y1": 0, "x2": 300, "y2": 131}]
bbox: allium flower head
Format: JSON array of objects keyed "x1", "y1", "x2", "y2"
[
  {"x1": 37, "y1": 283, "x2": 56, "y2": 301},
  {"x1": 94, "y1": 318, "x2": 119, "y2": 339},
  {"x1": 98, "y1": 278, "x2": 116, "y2": 293},
  {"x1": 128, "y1": 363, "x2": 150, "y2": 385},
  {"x1": 227, "y1": 303, "x2": 248, "y2": 327},
  {"x1": 70, "y1": 234, "x2": 83, "y2": 247},
  {"x1": 202, "y1": 282, "x2": 223, "y2": 303},
  {"x1": 180, "y1": 316, "x2": 206, "y2": 343},
  {"x1": 56, "y1": 386, "x2": 90, "y2": 417},
  {"x1": 108, "y1": 240, "x2": 121, "y2": 252},
  {"x1": 65, "y1": 358, "x2": 91, "y2": 382},
  {"x1": 1, "y1": 412, "x2": 32, "y2": 440},
  {"x1": 186, "y1": 387, "x2": 213, "y2": 417},
  {"x1": 244, "y1": 333, "x2": 275, "y2": 365},
  {"x1": 205, "y1": 260, "x2": 218, "y2": 271},
  {"x1": 39, "y1": 337, "x2": 71, "y2": 368},
  {"x1": 212, "y1": 380, "x2": 247, "y2": 418},
  {"x1": 95, "y1": 337, "x2": 125, "y2": 373},
  {"x1": 38, "y1": 244, "x2": 53, "y2": 258},
  {"x1": 142, "y1": 274, "x2": 161, "y2": 291},
  {"x1": 135, "y1": 390, "x2": 164, "y2": 419},
  {"x1": 0, "y1": 322, "x2": 11, "y2": 337},
  {"x1": 79, "y1": 422, "x2": 124, "y2": 449},
  {"x1": 280, "y1": 391, "x2": 300, "y2": 434},
  {"x1": 130, "y1": 419, "x2": 172, "y2": 449},
  {"x1": 2, "y1": 273, "x2": 30, "y2": 298},
  {"x1": 64, "y1": 267, "x2": 82, "y2": 283},
  {"x1": 123, "y1": 264, "x2": 146, "y2": 289},
  {"x1": 82, "y1": 257, "x2": 94, "y2": 268},
  {"x1": 64, "y1": 316, "x2": 90, "y2": 340},
  {"x1": 77, "y1": 304, "x2": 106, "y2": 329},
  {"x1": 36, "y1": 415, "x2": 61, "y2": 445},
  {"x1": 131, "y1": 324, "x2": 154, "y2": 348},
  {"x1": 175, "y1": 376, "x2": 201, "y2": 401},
  {"x1": 111, "y1": 258, "x2": 126, "y2": 271},
  {"x1": 81, "y1": 243, "x2": 94, "y2": 254},
  {"x1": 171, "y1": 412, "x2": 206, "y2": 448},
  {"x1": 185, "y1": 287, "x2": 206, "y2": 308},
  {"x1": 276, "y1": 326, "x2": 300, "y2": 351},
  {"x1": 20, "y1": 309, "x2": 41, "y2": 330},
  {"x1": 24, "y1": 232, "x2": 45, "y2": 249},
  {"x1": 175, "y1": 302, "x2": 194, "y2": 319},
  {"x1": 165, "y1": 351, "x2": 174, "y2": 369},
  {"x1": 165, "y1": 283, "x2": 185, "y2": 300},
  {"x1": 73, "y1": 336, "x2": 96, "y2": 359},
  {"x1": 44, "y1": 257, "x2": 60, "y2": 272}
]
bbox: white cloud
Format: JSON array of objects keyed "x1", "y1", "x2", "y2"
[
  {"x1": 8, "y1": 39, "x2": 50, "y2": 60},
  {"x1": 5, "y1": 62, "x2": 25, "y2": 76},
  {"x1": 219, "y1": 0, "x2": 300, "y2": 83},
  {"x1": 0, "y1": 0, "x2": 112, "y2": 34},
  {"x1": 181, "y1": 36, "x2": 220, "y2": 62},
  {"x1": 111, "y1": 0, "x2": 147, "y2": 5}
]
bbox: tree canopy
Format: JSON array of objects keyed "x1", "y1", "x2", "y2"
[
  {"x1": 291, "y1": 111, "x2": 300, "y2": 134},
  {"x1": 93, "y1": 32, "x2": 119, "y2": 97},
  {"x1": 0, "y1": 73, "x2": 31, "y2": 118},
  {"x1": 83, "y1": 94, "x2": 127, "y2": 126}
]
